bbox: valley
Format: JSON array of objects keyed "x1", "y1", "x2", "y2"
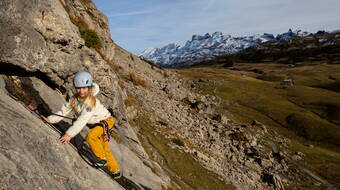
[{"x1": 177, "y1": 60, "x2": 340, "y2": 189}]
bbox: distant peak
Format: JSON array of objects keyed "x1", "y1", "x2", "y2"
[
  {"x1": 212, "y1": 31, "x2": 223, "y2": 37},
  {"x1": 140, "y1": 29, "x2": 310, "y2": 67}
]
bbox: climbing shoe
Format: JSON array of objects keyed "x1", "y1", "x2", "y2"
[
  {"x1": 111, "y1": 171, "x2": 122, "y2": 180},
  {"x1": 96, "y1": 159, "x2": 107, "y2": 167}
]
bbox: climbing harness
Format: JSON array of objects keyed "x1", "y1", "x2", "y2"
[{"x1": 87, "y1": 118, "x2": 114, "y2": 142}]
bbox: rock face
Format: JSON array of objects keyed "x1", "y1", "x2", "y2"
[
  {"x1": 0, "y1": 74, "x2": 171, "y2": 190},
  {"x1": 0, "y1": 0, "x2": 170, "y2": 189},
  {"x1": 0, "y1": 88, "x2": 124, "y2": 190},
  {"x1": 0, "y1": 0, "x2": 122, "y2": 115}
]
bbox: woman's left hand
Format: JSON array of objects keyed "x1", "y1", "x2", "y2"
[
  {"x1": 60, "y1": 134, "x2": 72, "y2": 144},
  {"x1": 41, "y1": 116, "x2": 51, "y2": 123}
]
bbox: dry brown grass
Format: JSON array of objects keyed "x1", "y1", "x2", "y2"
[
  {"x1": 161, "y1": 183, "x2": 182, "y2": 190},
  {"x1": 69, "y1": 15, "x2": 89, "y2": 30},
  {"x1": 128, "y1": 72, "x2": 148, "y2": 88},
  {"x1": 124, "y1": 95, "x2": 139, "y2": 108},
  {"x1": 117, "y1": 80, "x2": 125, "y2": 89},
  {"x1": 163, "y1": 71, "x2": 170, "y2": 78},
  {"x1": 80, "y1": 0, "x2": 94, "y2": 7},
  {"x1": 4, "y1": 76, "x2": 34, "y2": 105},
  {"x1": 109, "y1": 63, "x2": 123, "y2": 73}
]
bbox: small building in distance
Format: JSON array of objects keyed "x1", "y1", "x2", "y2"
[{"x1": 282, "y1": 79, "x2": 294, "y2": 86}]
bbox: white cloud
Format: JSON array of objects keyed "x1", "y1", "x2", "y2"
[{"x1": 107, "y1": 10, "x2": 152, "y2": 17}]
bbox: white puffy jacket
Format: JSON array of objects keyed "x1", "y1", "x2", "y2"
[{"x1": 47, "y1": 83, "x2": 111, "y2": 137}]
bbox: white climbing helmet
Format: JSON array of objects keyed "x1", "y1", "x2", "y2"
[{"x1": 73, "y1": 71, "x2": 93, "y2": 88}]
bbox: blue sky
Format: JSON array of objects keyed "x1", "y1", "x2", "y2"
[{"x1": 92, "y1": 0, "x2": 340, "y2": 54}]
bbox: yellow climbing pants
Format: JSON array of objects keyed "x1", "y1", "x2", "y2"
[{"x1": 86, "y1": 117, "x2": 120, "y2": 173}]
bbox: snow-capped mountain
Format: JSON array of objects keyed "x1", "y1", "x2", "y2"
[{"x1": 140, "y1": 29, "x2": 310, "y2": 67}]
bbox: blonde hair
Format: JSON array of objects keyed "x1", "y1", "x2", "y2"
[{"x1": 70, "y1": 86, "x2": 96, "y2": 112}]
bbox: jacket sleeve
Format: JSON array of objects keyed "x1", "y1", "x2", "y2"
[
  {"x1": 65, "y1": 106, "x2": 94, "y2": 137},
  {"x1": 47, "y1": 103, "x2": 72, "y2": 124}
]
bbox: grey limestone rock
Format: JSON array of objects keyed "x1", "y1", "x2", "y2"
[{"x1": 0, "y1": 89, "x2": 124, "y2": 190}]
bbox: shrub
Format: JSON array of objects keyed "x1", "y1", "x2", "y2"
[
  {"x1": 79, "y1": 29, "x2": 102, "y2": 50},
  {"x1": 68, "y1": 14, "x2": 102, "y2": 52}
]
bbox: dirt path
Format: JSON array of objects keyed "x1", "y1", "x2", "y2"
[
  {"x1": 268, "y1": 141, "x2": 337, "y2": 190},
  {"x1": 289, "y1": 158, "x2": 337, "y2": 190}
]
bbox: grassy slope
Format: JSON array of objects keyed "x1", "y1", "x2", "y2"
[
  {"x1": 131, "y1": 114, "x2": 235, "y2": 190},
  {"x1": 176, "y1": 63, "x2": 340, "y2": 188}
]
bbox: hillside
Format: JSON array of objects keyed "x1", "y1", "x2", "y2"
[
  {"x1": 1, "y1": 0, "x2": 337, "y2": 190},
  {"x1": 176, "y1": 31, "x2": 340, "y2": 189}
]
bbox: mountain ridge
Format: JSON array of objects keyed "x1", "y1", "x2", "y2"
[{"x1": 140, "y1": 29, "x2": 317, "y2": 67}]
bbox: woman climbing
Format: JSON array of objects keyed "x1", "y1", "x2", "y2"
[{"x1": 43, "y1": 71, "x2": 121, "y2": 179}]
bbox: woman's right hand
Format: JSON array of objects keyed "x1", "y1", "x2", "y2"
[{"x1": 60, "y1": 134, "x2": 72, "y2": 144}]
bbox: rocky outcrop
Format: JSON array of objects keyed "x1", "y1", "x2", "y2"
[
  {"x1": 0, "y1": 74, "x2": 171, "y2": 189},
  {"x1": 0, "y1": 0, "x2": 170, "y2": 189},
  {"x1": 0, "y1": 0, "x2": 120, "y2": 111}
]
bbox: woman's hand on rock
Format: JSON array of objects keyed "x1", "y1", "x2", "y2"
[
  {"x1": 60, "y1": 134, "x2": 72, "y2": 144},
  {"x1": 41, "y1": 116, "x2": 51, "y2": 123}
]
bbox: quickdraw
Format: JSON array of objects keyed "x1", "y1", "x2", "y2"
[{"x1": 102, "y1": 119, "x2": 111, "y2": 142}]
